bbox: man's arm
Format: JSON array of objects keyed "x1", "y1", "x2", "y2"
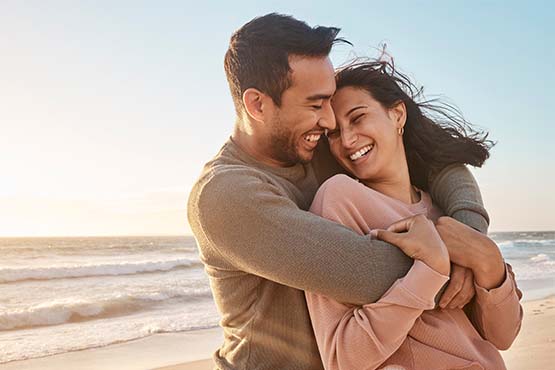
[
  {"x1": 312, "y1": 145, "x2": 490, "y2": 233},
  {"x1": 429, "y1": 164, "x2": 489, "y2": 234},
  {"x1": 188, "y1": 169, "x2": 412, "y2": 305},
  {"x1": 188, "y1": 164, "x2": 488, "y2": 306},
  {"x1": 429, "y1": 164, "x2": 490, "y2": 307}
]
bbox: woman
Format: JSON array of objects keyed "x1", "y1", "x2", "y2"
[{"x1": 305, "y1": 59, "x2": 523, "y2": 370}]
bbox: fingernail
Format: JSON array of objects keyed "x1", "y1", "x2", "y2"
[{"x1": 370, "y1": 230, "x2": 378, "y2": 238}]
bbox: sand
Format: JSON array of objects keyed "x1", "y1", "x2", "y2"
[
  {"x1": 1, "y1": 296, "x2": 553, "y2": 370},
  {"x1": 0, "y1": 328, "x2": 222, "y2": 370},
  {"x1": 500, "y1": 295, "x2": 555, "y2": 370}
]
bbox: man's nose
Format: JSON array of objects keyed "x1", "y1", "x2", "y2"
[{"x1": 318, "y1": 101, "x2": 336, "y2": 131}]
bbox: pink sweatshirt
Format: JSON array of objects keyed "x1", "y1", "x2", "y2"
[{"x1": 306, "y1": 175, "x2": 523, "y2": 370}]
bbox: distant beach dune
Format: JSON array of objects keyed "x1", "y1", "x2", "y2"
[{"x1": 0, "y1": 296, "x2": 553, "y2": 370}]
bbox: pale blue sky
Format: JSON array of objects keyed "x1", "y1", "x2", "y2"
[{"x1": 1, "y1": 1, "x2": 553, "y2": 236}]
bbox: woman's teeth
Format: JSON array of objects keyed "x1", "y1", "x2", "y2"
[
  {"x1": 304, "y1": 134, "x2": 321, "y2": 142},
  {"x1": 349, "y1": 145, "x2": 373, "y2": 161}
]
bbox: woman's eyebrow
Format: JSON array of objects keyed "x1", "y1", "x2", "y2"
[{"x1": 345, "y1": 105, "x2": 367, "y2": 116}]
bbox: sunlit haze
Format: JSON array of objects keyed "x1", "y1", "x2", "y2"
[{"x1": 1, "y1": 1, "x2": 553, "y2": 236}]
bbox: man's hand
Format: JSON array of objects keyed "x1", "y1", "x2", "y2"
[
  {"x1": 435, "y1": 216, "x2": 505, "y2": 290},
  {"x1": 438, "y1": 264, "x2": 475, "y2": 309}
]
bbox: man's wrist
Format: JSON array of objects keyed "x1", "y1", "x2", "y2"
[{"x1": 473, "y1": 247, "x2": 506, "y2": 290}]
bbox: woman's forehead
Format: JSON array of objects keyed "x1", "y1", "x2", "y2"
[{"x1": 333, "y1": 87, "x2": 375, "y2": 110}]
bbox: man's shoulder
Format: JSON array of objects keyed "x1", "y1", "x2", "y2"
[
  {"x1": 189, "y1": 148, "x2": 272, "y2": 207},
  {"x1": 187, "y1": 145, "x2": 283, "y2": 238}
]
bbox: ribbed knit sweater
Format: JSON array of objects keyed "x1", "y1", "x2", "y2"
[{"x1": 187, "y1": 138, "x2": 490, "y2": 369}]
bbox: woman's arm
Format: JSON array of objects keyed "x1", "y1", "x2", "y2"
[
  {"x1": 435, "y1": 216, "x2": 524, "y2": 349},
  {"x1": 465, "y1": 263, "x2": 523, "y2": 350},
  {"x1": 306, "y1": 260, "x2": 448, "y2": 370},
  {"x1": 306, "y1": 176, "x2": 451, "y2": 370}
]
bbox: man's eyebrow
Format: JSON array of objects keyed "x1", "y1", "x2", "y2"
[{"x1": 306, "y1": 94, "x2": 333, "y2": 101}]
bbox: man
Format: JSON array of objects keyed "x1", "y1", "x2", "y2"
[{"x1": 187, "y1": 13, "x2": 489, "y2": 369}]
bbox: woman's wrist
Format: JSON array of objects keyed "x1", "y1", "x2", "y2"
[{"x1": 425, "y1": 249, "x2": 451, "y2": 276}]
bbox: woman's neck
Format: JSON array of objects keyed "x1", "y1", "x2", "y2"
[{"x1": 361, "y1": 171, "x2": 420, "y2": 205}]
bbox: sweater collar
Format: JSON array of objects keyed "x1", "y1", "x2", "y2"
[{"x1": 224, "y1": 137, "x2": 311, "y2": 183}]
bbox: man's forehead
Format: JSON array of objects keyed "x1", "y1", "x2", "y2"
[{"x1": 288, "y1": 56, "x2": 336, "y2": 98}]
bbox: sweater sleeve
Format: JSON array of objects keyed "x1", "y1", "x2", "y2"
[
  {"x1": 306, "y1": 261, "x2": 449, "y2": 370},
  {"x1": 465, "y1": 263, "x2": 524, "y2": 350},
  {"x1": 188, "y1": 169, "x2": 413, "y2": 305},
  {"x1": 428, "y1": 164, "x2": 490, "y2": 234}
]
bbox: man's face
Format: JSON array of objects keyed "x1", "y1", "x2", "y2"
[{"x1": 265, "y1": 56, "x2": 336, "y2": 166}]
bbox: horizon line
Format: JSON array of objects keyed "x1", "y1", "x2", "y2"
[{"x1": 1, "y1": 230, "x2": 554, "y2": 238}]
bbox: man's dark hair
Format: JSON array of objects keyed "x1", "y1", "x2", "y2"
[{"x1": 224, "y1": 13, "x2": 348, "y2": 115}]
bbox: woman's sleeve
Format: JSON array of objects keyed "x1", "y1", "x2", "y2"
[
  {"x1": 306, "y1": 261, "x2": 449, "y2": 370},
  {"x1": 305, "y1": 174, "x2": 449, "y2": 370},
  {"x1": 464, "y1": 263, "x2": 524, "y2": 350}
]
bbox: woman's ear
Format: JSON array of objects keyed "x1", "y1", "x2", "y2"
[
  {"x1": 242, "y1": 88, "x2": 270, "y2": 123},
  {"x1": 390, "y1": 100, "x2": 407, "y2": 129}
]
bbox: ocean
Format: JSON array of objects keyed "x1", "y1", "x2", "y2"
[{"x1": 1, "y1": 232, "x2": 554, "y2": 364}]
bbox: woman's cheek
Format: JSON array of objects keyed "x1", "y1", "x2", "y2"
[{"x1": 330, "y1": 142, "x2": 344, "y2": 163}]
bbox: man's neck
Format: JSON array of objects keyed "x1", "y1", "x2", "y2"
[{"x1": 231, "y1": 125, "x2": 294, "y2": 168}]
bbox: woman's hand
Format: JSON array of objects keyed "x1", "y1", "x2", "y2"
[
  {"x1": 435, "y1": 216, "x2": 506, "y2": 290},
  {"x1": 374, "y1": 214, "x2": 451, "y2": 276}
]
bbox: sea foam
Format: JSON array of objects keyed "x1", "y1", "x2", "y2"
[
  {"x1": 0, "y1": 287, "x2": 212, "y2": 330},
  {"x1": 0, "y1": 258, "x2": 202, "y2": 283}
]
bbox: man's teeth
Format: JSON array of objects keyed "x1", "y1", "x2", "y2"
[
  {"x1": 304, "y1": 134, "x2": 321, "y2": 142},
  {"x1": 349, "y1": 145, "x2": 374, "y2": 161}
]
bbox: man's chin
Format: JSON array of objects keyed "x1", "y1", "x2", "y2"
[{"x1": 297, "y1": 150, "x2": 314, "y2": 164}]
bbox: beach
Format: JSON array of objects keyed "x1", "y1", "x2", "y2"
[
  {"x1": 0, "y1": 296, "x2": 552, "y2": 370},
  {"x1": 1, "y1": 233, "x2": 554, "y2": 369},
  {"x1": 0, "y1": 328, "x2": 222, "y2": 370}
]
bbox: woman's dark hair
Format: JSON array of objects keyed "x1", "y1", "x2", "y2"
[
  {"x1": 224, "y1": 13, "x2": 349, "y2": 116},
  {"x1": 335, "y1": 57, "x2": 495, "y2": 191}
]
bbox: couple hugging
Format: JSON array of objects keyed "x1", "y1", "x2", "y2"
[{"x1": 188, "y1": 13, "x2": 523, "y2": 370}]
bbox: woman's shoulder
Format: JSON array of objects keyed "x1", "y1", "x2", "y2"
[
  {"x1": 320, "y1": 173, "x2": 360, "y2": 189},
  {"x1": 311, "y1": 174, "x2": 388, "y2": 213},
  {"x1": 317, "y1": 174, "x2": 384, "y2": 200}
]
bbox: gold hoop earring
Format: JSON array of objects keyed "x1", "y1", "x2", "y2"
[{"x1": 398, "y1": 127, "x2": 404, "y2": 136}]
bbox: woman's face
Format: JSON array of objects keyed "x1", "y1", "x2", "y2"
[{"x1": 328, "y1": 86, "x2": 407, "y2": 184}]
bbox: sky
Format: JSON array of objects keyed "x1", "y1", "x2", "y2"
[{"x1": 1, "y1": 0, "x2": 553, "y2": 236}]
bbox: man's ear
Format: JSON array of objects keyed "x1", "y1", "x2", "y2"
[
  {"x1": 242, "y1": 88, "x2": 270, "y2": 123},
  {"x1": 390, "y1": 100, "x2": 407, "y2": 129}
]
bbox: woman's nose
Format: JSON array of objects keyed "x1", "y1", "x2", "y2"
[{"x1": 341, "y1": 128, "x2": 358, "y2": 148}]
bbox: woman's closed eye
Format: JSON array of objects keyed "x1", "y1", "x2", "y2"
[{"x1": 352, "y1": 113, "x2": 365, "y2": 124}]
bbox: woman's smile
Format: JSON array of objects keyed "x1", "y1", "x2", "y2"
[{"x1": 348, "y1": 144, "x2": 374, "y2": 162}]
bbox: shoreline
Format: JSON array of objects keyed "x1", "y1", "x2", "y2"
[
  {"x1": 0, "y1": 328, "x2": 222, "y2": 370},
  {"x1": 1, "y1": 295, "x2": 554, "y2": 370}
]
